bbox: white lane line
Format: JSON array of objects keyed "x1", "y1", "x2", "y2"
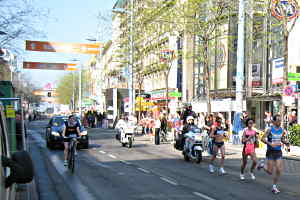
[
  {"x1": 193, "y1": 192, "x2": 216, "y2": 200},
  {"x1": 120, "y1": 160, "x2": 131, "y2": 165},
  {"x1": 99, "y1": 150, "x2": 106, "y2": 154},
  {"x1": 137, "y1": 168, "x2": 150, "y2": 174},
  {"x1": 160, "y1": 177, "x2": 178, "y2": 186},
  {"x1": 108, "y1": 154, "x2": 117, "y2": 159},
  {"x1": 97, "y1": 163, "x2": 110, "y2": 168}
]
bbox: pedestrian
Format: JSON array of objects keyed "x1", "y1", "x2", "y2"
[
  {"x1": 154, "y1": 115, "x2": 161, "y2": 145},
  {"x1": 208, "y1": 116, "x2": 228, "y2": 175},
  {"x1": 240, "y1": 118, "x2": 259, "y2": 180},
  {"x1": 257, "y1": 114, "x2": 290, "y2": 194},
  {"x1": 264, "y1": 111, "x2": 272, "y2": 128}
]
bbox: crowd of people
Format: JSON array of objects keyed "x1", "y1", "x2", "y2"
[
  {"x1": 82, "y1": 110, "x2": 108, "y2": 128},
  {"x1": 132, "y1": 105, "x2": 291, "y2": 194}
]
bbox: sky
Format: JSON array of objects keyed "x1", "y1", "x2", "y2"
[{"x1": 23, "y1": 0, "x2": 115, "y2": 87}]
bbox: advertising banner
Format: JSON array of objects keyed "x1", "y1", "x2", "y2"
[
  {"x1": 272, "y1": 57, "x2": 284, "y2": 84},
  {"x1": 23, "y1": 61, "x2": 77, "y2": 70},
  {"x1": 26, "y1": 40, "x2": 100, "y2": 54},
  {"x1": 252, "y1": 64, "x2": 262, "y2": 87}
]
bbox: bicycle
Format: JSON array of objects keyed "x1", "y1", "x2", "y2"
[{"x1": 65, "y1": 136, "x2": 80, "y2": 173}]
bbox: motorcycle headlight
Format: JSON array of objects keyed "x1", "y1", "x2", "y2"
[
  {"x1": 194, "y1": 135, "x2": 202, "y2": 141},
  {"x1": 51, "y1": 131, "x2": 60, "y2": 137},
  {"x1": 81, "y1": 130, "x2": 88, "y2": 136}
]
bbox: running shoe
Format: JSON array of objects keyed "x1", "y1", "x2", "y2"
[
  {"x1": 64, "y1": 160, "x2": 68, "y2": 166},
  {"x1": 240, "y1": 174, "x2": 245, "y2": 180},
  {"x1": 219, "y1": 168, "x2": 227, "y2": 175},
  {"x1": 272, "y1": 185, "x2": 280, "y2": 194},
  {"x1": 250, "y1": 172, "x2": 256, "y2": 180},
  {"x1": 257, "y1": 159, "x2": 265, "y2": 171},
  {"x1": 209, "y1": 164, "x2": 215, "y2": 173}
]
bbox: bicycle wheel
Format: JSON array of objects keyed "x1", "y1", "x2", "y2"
[
  {"x1": 68, "y1": 142, "x2": 75, "y2": 173},
  {"x1": 70, "y1": 143, "x2": 76, "y2": 173}
]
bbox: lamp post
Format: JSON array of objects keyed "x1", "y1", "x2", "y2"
[
  {"x1": 70, "y1": 59, "x2": 82, "y2": 116},
  {"x1": 112, "y1": 0, "x2": 135, "y2": 116}
]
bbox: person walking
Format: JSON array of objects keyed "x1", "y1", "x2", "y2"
[
  {"x1": 240, "y1": 118, "x2": 259, "y2": 180},
  {"x1": 154, "y1": 116, "x2": 161, "y2": 145},
  {"x1": 208, "y1": 116, "x2": 228, "y2": 175},
  {"x1": 257, "y1": 114, "x2": 290, "y2": 194}
]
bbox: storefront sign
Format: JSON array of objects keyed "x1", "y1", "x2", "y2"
[
  {"x1": 272, "y1": 57, "x2": 284, "y2": 84},
  {"x1": 169, "y1": 92, "x2": 182, "y2": 97},
  {"x1": 252, "y1": 64, "x2": 262, "y2": 87},
  {"x1": 288, "y1": 72, "x2": 300, "y2": 81}
]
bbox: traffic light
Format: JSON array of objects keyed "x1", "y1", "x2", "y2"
[{"x1": 47, "y1": 92, "x2": 51, "y2": 97}]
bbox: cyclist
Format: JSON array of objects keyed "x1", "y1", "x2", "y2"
[
  {"x1": 240, "y1": 118, "x2": 259, "y2": 180},
  {"x1": 115, "y1": 115, "x2": 127, "y2": 140},
  {"x1": 257, "y1": 114, "x2": 290, "y2": 194},
  {"x1": 62, "y1": 115, "x2": 81, "y2": 166},
  {"x1": 209, "y1": 116, "x2": 228, "y2": 175}
]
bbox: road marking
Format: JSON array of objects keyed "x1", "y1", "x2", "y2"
[
  {"x1": 193, "y1": 192, "x2": 216, "y2": 200},
  {"x1": 120, "y1": 160, "x2": 131, "y2": 165},
  {"x1": 137, "y1": 168, "x2": 150, "y2": 174},
  {"x1": 97, "y1": 163, "x2": 109, "y2": 168},
  {"x1": 160, "y1": 177, "x2": 178, "y2": 186},
  {"x1": 99, "y1": 150, "x2": 106, "y2": 154},
  {"x1": 108, "y1": 154, "x2": 117, "y2": 159}
]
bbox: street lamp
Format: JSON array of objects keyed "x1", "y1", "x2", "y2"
[
  {"x1": 70, "y1": 59, "x2": 82, "y2": 116},
  {"x1": 112, "y1": 0, "x2": 135, "y2": 116}
]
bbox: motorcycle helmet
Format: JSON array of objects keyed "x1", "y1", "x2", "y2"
[{"x1": 186, "y1": 116, "x2": 194, "y2": 122}]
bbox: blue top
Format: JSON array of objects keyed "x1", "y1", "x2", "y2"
[{"x1": 267, "y1": 126, "x2": 283, "y2": 151}]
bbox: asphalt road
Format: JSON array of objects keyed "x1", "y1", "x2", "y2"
[{"x1": 27, "y1": 120, "x2": 300, "y2": 200}]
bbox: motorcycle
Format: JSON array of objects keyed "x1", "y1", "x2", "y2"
[
  {"x1": 120, "y1": 124, "x2": 135, "y2": 148},
  {"x1": 182, "y1": 127, "x2": 205, "y2": 163}
]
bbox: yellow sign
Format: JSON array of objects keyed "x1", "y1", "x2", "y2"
[{"x1": 5, "y1": 105, "x2": 15, "y2": 118}]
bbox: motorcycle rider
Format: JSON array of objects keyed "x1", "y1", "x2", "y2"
[
  {"x1": 115, "y1": 115, "x2": 127, "y2": 140},
  {"x1": 180, "y1": 116, "x2": 198, "y2": 149}
]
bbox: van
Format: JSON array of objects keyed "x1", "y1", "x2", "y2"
[{"x1": 0, "y1": 103, "x2": 15, "y2": 200}]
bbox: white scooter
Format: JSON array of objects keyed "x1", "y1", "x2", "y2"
[
  {"x1": 120, "y1": 124, "x2": 135, "y2": 148},
  {"x1": 182, "y1": 127, "x2": 204, "y2": 163}
]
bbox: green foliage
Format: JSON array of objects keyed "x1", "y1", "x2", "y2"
[
  {"x1": 56, "y1": 73, "x2": 77, "y2": 105},
  {"x1": 288, "y1": 125, "x2": 300, "y2": 147}
]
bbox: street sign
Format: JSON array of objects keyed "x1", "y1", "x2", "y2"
[
  {"x1": 26, "y1": 40, "x2": 100, "y2": 54},
  {"x1": 288, "y1": 72, "x2": 300, "y2": 81},
  {"x1": 23, "y1": 61, "x2": 77, "y2": 70},
  {"x1": 169, "y1": 91, "x2": 182, "y2": 97},
  {"x1": 271, "y1": 0, "x2": 299, "y2": 21}
]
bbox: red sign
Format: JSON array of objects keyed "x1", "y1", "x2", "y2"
[
  {"x1": 271, "y1": 0, "x2": 299, "y2": 21},
  {"x1": 284, "y1": 85, "x2": 294, "y2": 96},
  {"x1": 26, "y1": 40, "x2": 100, "y2": 54},
  {"x1": 23, "y1": 62, "x2": 77, "y2": 70}
]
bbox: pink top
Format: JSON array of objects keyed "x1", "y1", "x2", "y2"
[{"x1": 244, "y1": 128, "x2": 256, "y2": 144}]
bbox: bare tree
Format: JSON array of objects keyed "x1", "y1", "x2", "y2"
[{"x1": 0, "y1": 0, "x2": 47, "y2": 53}]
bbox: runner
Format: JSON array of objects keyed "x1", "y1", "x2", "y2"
[
  {"x1": 240, "y1": 118, "x2": 259, "y2": 180},
  {"x1": 257, "y1": 114, "x2": 290, "y2": 194},
  {"x1": 208, "y1": 116, "x2": 228, "y2": 175}
]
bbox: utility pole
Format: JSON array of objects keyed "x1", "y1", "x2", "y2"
[
  {"x1": 236, "y1": 0, "x2": 245, "y2": 113},
  {"x1": 128, "y1": 0, "x2": 134, "y2": 116}
]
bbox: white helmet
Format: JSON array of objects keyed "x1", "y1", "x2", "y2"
[{"x1": 186, "y1": 116, "x2": 194, "y2": 121}]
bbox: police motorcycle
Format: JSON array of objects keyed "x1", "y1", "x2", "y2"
[
  {"x1": 115, "y1": 117, "x2": 134, "y2": 148},
  {"x1": 182, "y1": 127, "x2": 205, "y2": 163}
]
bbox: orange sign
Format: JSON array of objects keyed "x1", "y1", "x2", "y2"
[
  {"x1": 25, "y1": 40, "x2": 100, "y2": 54},
  {"x1": 23, "y1": 62, "x2": 77, "y2": 70}
]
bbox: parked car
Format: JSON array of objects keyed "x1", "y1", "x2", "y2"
[{"x1": 45, "y1": 115, "x2": 89, "y2": 149}]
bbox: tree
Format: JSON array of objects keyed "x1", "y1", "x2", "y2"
[{"x1": 0, "y1": 0, "x2": 47, "y2": 53}]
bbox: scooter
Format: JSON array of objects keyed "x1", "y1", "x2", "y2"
[
  {"x1": 120, "y1": 125, "x2": 135, "y2": 148},
  {"x1": 182, "y1": 127, "x2": 204, "y2": 163}
]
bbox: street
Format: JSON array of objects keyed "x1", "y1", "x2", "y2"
[{"x1": 27, "y1": 120, "x2": 300, "y2": 200}]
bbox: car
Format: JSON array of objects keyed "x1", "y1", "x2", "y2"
[{"x1": 45, "y1": 115, "x2": 89, "y2": 149}]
